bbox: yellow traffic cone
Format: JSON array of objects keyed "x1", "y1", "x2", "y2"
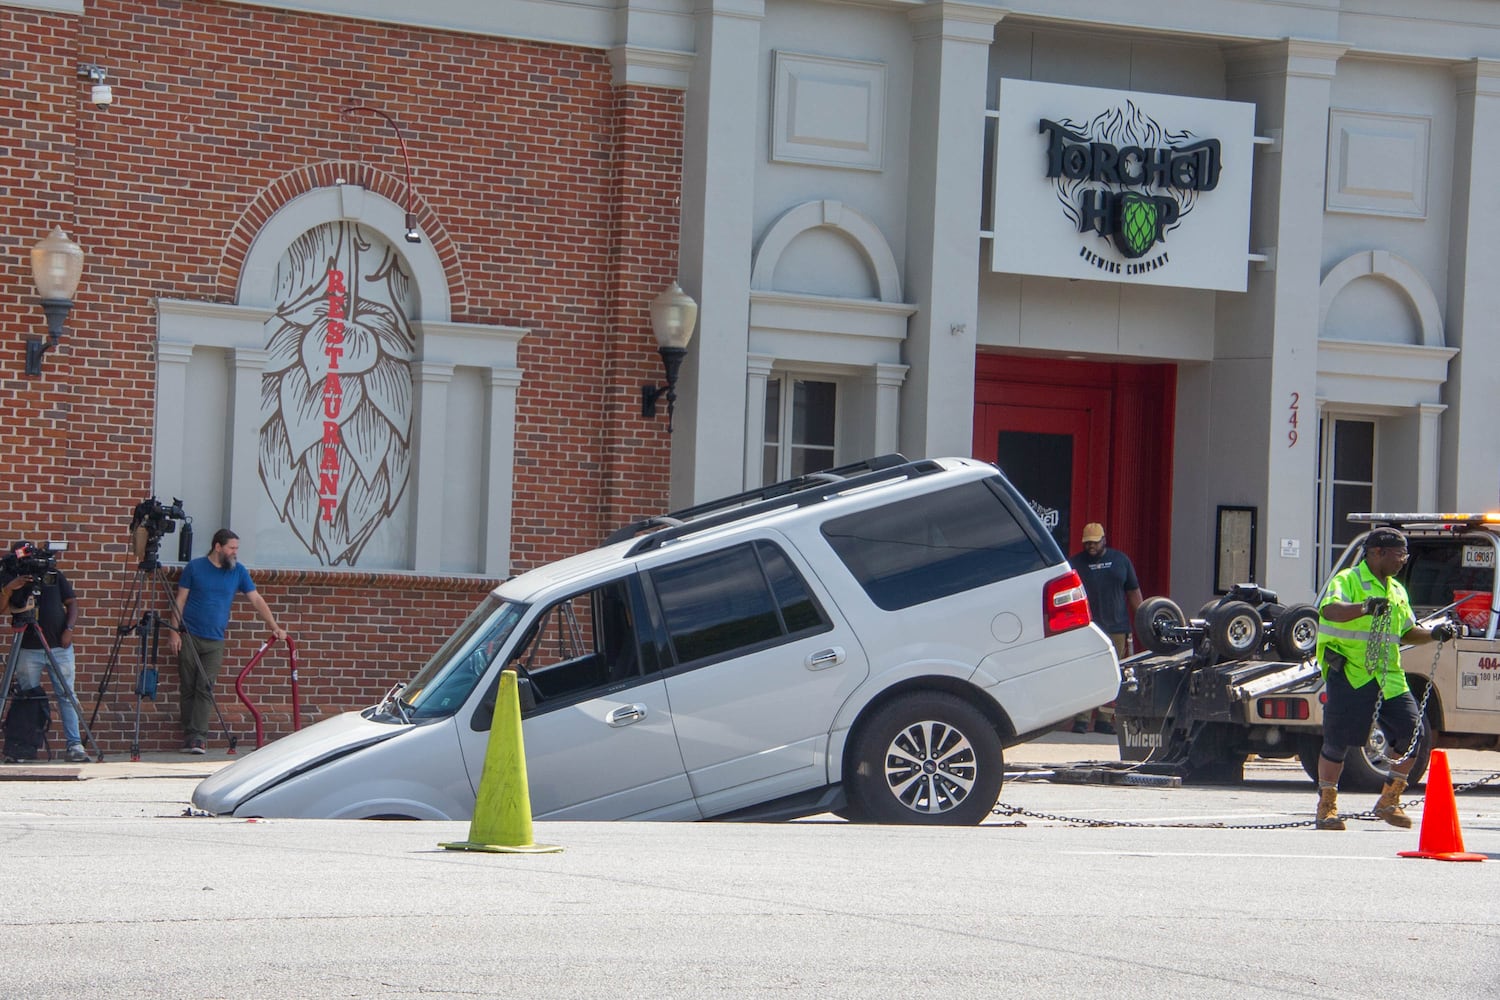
[{"x1": 440, "y1": 669, "x2": 561, "y2": 854}]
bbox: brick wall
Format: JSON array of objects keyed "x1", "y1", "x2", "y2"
[{"x1": 1, "y1": 0, "x2": 685, "y2": 751}]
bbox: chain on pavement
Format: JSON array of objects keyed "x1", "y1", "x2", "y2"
[{"x1": 990, "y1": 769, "x2": 1500, "y2": 830}]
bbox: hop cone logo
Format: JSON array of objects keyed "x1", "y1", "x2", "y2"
[{"x1": 1120, "y1": 194, "x2": 1158, "y2": 258}]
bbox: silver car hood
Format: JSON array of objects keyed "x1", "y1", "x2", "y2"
[{"x1": 192, "y1": 710, "x2": 407, "y2": 815}]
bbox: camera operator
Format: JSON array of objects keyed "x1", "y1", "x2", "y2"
[
  {"x1": 163, "y1": 529, "x2": 284, "y2": 754},
  {"x1": 0, "y1": 544, "x2": 87, "y2": 763}
]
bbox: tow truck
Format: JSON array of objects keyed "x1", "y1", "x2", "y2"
[{"x1": 1113, "y1": 512, "x2": 1500, "y2": 790}]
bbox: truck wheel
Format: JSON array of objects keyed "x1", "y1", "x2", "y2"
[
  {"x1": 1340, "y1": 707, "x2": 1433, "y2": 791},
  {"x1": 1137, "y1": 596, "x2": 1190, "y2": 654},
  {"x1": 846, "y1": 693, "x2": 1004, "y2": 826},
  {"x1": 1207, "y1": 600, "x2": 1264, "y2": 660},
  {"x1": 1272, "y1": 604, "x2": 1320, "y2": 661}
]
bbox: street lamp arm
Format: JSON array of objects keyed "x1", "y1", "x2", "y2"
[{"x1": 341, "y1": 103, "x2": 422, "y2": 243}]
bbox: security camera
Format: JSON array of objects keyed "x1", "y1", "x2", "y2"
[{"x1": 90, "y1": 83, "x2": 113, "y2": 108}]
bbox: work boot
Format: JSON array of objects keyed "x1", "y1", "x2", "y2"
[
  {"x1": 1316, "y1": 783, "x2": 1345, "y2": 831},
  {"x1": 1374, "y1": 777, "x2": 1412, "y2": 829}
]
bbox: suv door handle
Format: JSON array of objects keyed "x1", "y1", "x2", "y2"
[
  {"x1": 806, "y1": 647, "x2": 845, "y2": 670},
  {"x1": 606, "y1": 704, "x2": 648, "y2": 727}
]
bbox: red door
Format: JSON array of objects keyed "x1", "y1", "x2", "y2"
[
  {"x1": 974, "y1": 386, "x2": 1110, "y2": 556},
  {"x1": 973, "y1": 355, "x2": 1175, "y2": 600}
]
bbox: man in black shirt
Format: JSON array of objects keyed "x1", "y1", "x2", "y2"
[
  {"x1": 1067, "y1": 522, "x2": 1142, "y2": 734},
  {"x1": 1, "y1": 547, "x2": 86, "y2": 762}
]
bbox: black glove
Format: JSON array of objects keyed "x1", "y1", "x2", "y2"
[
  {"x1": 1431, "y1": 622, "x2": 1456, "y2": 643},
  {"x1": 1363, "y1": 597, "x2": 1389, "y2": 617}
]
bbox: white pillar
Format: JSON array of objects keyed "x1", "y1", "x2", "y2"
[
  {"x1": 1223, "y1": 40, "x2": 1347, "y2": 601},
  {"x1": 1418, "y1": 402, "x2": 1446, "y2": 511},
  {"x1": 483, "y1": 366, "x2": 523, "y2": 577},
  {"x1": 743, "y1": 354, "x2": 774, "y2": 488},
  {"x1": 1443, "y1": 60, "x2": 1500, "y2": 508},
  {"x1": 154, "y1": 341, "x2": 194, "y2": 504},
  {"x1": 226, "y1": 347, "x2": 270, "y2": 564},
  {"x1": 410, "y1": 361, "x2": 454, "y2": 572},
  {"x1": 900, "y1": 2, "x2": 1003, "y2": 459},
  {"x1": 673, "y1": 0, "x2": 766, "y2": 507},
  {"x1": 871, "y1": 362, "x2": 909, "y2": 458}
]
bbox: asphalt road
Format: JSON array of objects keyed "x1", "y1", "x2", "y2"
[{"x1": 1, "y1": 733, "x2": 1496, "y2": 999}]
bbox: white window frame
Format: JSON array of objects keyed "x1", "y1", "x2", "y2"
[
  {"x1": 1315, "y1": 413, "x2": 1377, "y2": 586},
  {"x1": 762, "y1": 373, "x2": 840, "y2": 484}
]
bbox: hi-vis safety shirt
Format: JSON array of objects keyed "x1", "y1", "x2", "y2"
[{"x1": 1317, "y1": 561, "x2": 1416, "y2": 698}]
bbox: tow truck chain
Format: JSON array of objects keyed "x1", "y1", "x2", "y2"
[
  {"x1": 990, "y1": 802, "x2": 1320, "y2": 830},
  {"x1": 1363, "y1": 605, "x2": 1439, "y2": 767},
  {"x1": 988, "y1": 769, "x2": 1500, "y2": 830}
]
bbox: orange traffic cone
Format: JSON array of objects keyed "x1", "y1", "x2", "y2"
[
  {"x1": 439, "y1": 669, "x2": 561, "y2": 854},
  {"x1": 1398, "y1": 749, "x2": 1485, "y2": 863}
]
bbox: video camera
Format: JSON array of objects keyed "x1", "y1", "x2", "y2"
[
  {"x1": 131, "y1": 496, "x2": 187, "y2": 538},
  {"x1": 129, "y1": 497, "x2": 193, "y2": 567},
  {"x1": 1, "y1": 541, "x2": 60, "y2": 588}
]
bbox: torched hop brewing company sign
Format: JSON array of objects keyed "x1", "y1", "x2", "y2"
[{"x1": 991, "y1": 80, "x2": 1256, "y2": 292}]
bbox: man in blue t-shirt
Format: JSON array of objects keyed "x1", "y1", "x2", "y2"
[
  {"x1": 1067, "y1": 522, "x2": 1143, "y2": 734},
  {"x1": 164, "y1": 529, "x2": 284, "y2": 754}
]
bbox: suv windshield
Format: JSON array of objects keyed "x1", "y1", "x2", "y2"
[{"x1": 402, "y1": 595, "x2": 528, "y2": 719}]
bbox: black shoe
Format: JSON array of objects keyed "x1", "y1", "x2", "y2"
[
  {"x1": 1071, "y1": 720, "x2": 1089, "y2": 735},
  {"x1": 1093, "y1": 720, "x2": 1116, "y2": 736},
  {"x1": 187, "y1": 739, "x2": 206, "y2": 755}
]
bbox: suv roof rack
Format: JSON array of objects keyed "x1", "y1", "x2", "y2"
[
  {"x1": 605, "y1": 453, "x2": 944, "y2": 556},
  {"x1": 1348, "y1": 512, "x2": 1500, "y2": 530}
]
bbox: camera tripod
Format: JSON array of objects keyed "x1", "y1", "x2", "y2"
[
  {"x1": 87, "y1": 537, "x2": 237, "y2": 760},
  {"x1": 1, "y1": 587, "x2": 102, "y2": 763}
]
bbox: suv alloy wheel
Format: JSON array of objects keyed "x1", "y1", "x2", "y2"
[{"x1": 846, "y1": 692, "x2": 1004, "y2": 825}]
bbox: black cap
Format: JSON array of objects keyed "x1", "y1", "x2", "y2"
[{"x1": 1365, "y1": 526, "x2": 1408, "y2": 550}]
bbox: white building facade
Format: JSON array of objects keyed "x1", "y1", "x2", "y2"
[{"x1": 661, "y1": 0, "x2": 1500, "y2": 605}]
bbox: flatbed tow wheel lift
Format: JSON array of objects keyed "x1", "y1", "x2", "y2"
[{"x1": 1110, "y1": 584, "x2": 1323, "y2": 785}]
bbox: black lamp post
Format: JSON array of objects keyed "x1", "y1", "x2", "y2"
[
  {"x1": 27, "y1": 227, "x2": 85, "y2": 377},
  {"x1": 641, "y1": 282, "x2": 699, "y2": 433}
]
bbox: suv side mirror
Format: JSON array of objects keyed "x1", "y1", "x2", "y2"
[{"x1": 474, "y1": 673, "x2": 537, "y2": 731}]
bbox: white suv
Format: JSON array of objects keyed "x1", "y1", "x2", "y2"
[{"x1": 194, "y1": 456, "x2": 1119, "y2": 825}]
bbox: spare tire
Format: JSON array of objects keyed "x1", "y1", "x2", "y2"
[
  {"x1": 1272, "y1": 603, "x2": 1320, "y2": 661},
  {"x1": 1136, "y1": 596, "x2": 1190, "y2": 655},
  {"x1": 1207, "y1": 600, "x2": 1264, "y2": 660}
]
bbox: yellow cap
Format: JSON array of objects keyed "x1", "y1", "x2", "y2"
[{"x1": 1081, "y1": 522, "x2": 1105, "y2": 542}]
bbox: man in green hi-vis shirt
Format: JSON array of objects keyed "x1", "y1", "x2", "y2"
[{"x1": 1313, "y1": 526, "x2": 1455, "y2": 831}]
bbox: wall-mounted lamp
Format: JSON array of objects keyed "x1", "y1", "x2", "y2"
[
  {"x1": 340, "y1": 103, "x2": 422, "y2": 243},
  {"x1": 641, "y1": 282, "x2": 699, "y2": 433},
  {"x1": 79, "y1": 63, "x2": 111, "y2": 108},
  {"x1": 26, "y1": 227, "x2": 85, "y2": 377}
]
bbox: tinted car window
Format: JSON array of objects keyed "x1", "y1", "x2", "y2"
[
  {"x1": 759, "y1": 541, "x2": 824, "y2": 634},
  {"x1": 821, "y1": 478, "x2": 1049, "y2": 610},
  {"x1": 650, "y1": 541, "x2": 829, "y2": 665}
]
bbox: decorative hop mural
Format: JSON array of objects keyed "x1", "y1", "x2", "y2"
[{"x1": 260, "y1": 223, "x2": 415, "y2": 566}]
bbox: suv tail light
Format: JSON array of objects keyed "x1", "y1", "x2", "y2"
[{"x1": 1043, "y1": 570, "x2": 1092, "y2": 636}]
